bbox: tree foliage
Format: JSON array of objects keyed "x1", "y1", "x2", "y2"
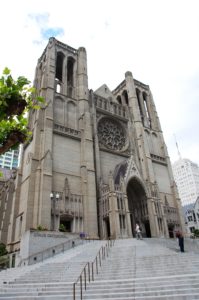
[{"x1": 0, "y1": 68, "x2": 44, "y2": 155}]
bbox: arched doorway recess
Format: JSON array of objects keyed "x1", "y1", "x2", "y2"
[{"x1": 127, "y1": 177, "x2": 151, "y2": 237}]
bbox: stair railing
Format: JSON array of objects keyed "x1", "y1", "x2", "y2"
[
  {"x1": 73, "y1": 239, "x2": 115, "y2": 300},
  {"x1": 19, "y1": 236, "x2": 95, "y2": 266}
]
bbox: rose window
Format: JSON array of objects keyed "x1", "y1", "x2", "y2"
[{"x1": 98, "y1": 118, "x2": 126, "y2": 151}]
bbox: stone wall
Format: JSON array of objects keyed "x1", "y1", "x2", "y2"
[{"x1": 19, "y1": 230, "x2": 78, "y2": 260}]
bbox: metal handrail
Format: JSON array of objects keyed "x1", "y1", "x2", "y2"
[
  {"x1": 73, "y1": 239, "x2": 115, "y2": 300},
  {"x1": 19, "y1": 236, "x2": 90, "y2": 266}
]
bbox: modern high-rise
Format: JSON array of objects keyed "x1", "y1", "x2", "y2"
[
  {"x1": 0, "y1": 149, "x2": 20, "y2": 170},
  {"x1": 173, "y1": 158, "x2": 199, "y2": 207},
  {"x1": 0, "y1": 38, "x2": 184, "y2": 250}
]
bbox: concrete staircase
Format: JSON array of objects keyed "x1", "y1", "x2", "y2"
[
  {"x1": 0, "y1": 238, "x2": 199, "y2": 299},
  {"x1": 0, "y1": 240, "x2": 107, "y2": 299},
  {"x1": 83, "y1": 238, "x2": 199, "y2": 299}
]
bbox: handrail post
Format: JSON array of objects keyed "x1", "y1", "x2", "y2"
[
  {"x1": 84, "y1": 267, "x2": 86, "y2": 290},
  {"x1": 72, "y1": 240, "x2": 115, "y2": 299},
  {"x1": 80, "y1": 275, "x2": 82, "y2": 300},
  {"x1": 73, "y1": 283, "x2": 76, "y2": 300},
  {"x1": 96, "y1": 256, "x2": 98, "y2": 274},
  {"x1": 99, "y1": 250, "x2": 101, "y2": 266},
  {"x1": 92, "y1": 262, "x2": 94, "y2": 281},
  {"x1": 88, "y1": 262, "x2": 90, "y2": 282}
]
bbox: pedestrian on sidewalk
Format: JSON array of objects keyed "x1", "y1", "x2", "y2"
[
  {"x1": 176, "y1": 231, "x2": 184, "y2": 252},
  {"x1": 135, "y1": 223, "x2": 142, "y2": 240}
]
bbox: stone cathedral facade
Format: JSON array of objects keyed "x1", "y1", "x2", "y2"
[{"x1": 0, "y1": 38, "x2": 184, "y2": 250}]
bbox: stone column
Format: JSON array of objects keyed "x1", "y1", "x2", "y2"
[
  {"x1": 108, "y1": 174, "x2": 120, "y2": 238},
  {"x1": 161, "y1": 204, "x2": 169, "y2": 237},
  {"x1": 77, "y1": 50, "x2": 98, "y2": 238},
  {"x1": 109, "y1": 193, "x2": 120, "y2": 238},
  {"x1": 124, "y1": 194, "x2": 132, "y2": 237},
  {"x1": 125, "y1": 71, "x2": 141, "y2": 122},
  {"x1": 147, "y1": 198, "x2": 159, "y2": 237},
  {"x1": 121, "y1": 180, "x2": 132, "y2": 237},
  {"x1": 77, "y1": 47, "x2": 89, "y2": 114},
  {"x1": 149, "y1": 91, "x2": 162, "y2": 131}
]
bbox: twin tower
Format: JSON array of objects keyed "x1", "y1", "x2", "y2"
[{"x1": 3, "y1": 38, "x2": 184, "y2": 251}]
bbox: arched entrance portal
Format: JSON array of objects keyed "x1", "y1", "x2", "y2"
[
  {"x1": 127, "y1": 177, "x2": 151, "y2": 237},
  {"x1": 60, "y1": 214, "x2": 73, "y2": 232}
]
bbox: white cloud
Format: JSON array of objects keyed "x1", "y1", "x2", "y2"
[{"x1": 1, "y1": 0, "x2": 199, "y2": 165}]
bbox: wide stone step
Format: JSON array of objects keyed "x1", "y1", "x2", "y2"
[
  {"x1": 83, "y1": 288, "x2": 199, "y2": 299},
  {"x1": 0, "y1": 238, "x2": 198, "y2": 299}
]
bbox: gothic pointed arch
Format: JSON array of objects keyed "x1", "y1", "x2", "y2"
[
  {"x1": 136, "y1": 88, "x2": 144, "y2": 121},
  {"x1": 67, "y1": 57, "x2": 75, "y2": 97},
  {"x1": 116, "y1": 95, "x2": 122, "y2": 105},
  {"x1": 122, "y1": 156, "x2": 148, "y2": 195},
  {"x1": 126, "y1": 176, "x2": 150, "y2": 237},
  {"x1": 56, "y1": 52, "x2": 65, "y2": 81},
  {"x1": 122, "y1": 90, "x2": 129, "y2": 105},
  {"x1": 143, "y1": 91, "x2": 150, "y2": 121}
]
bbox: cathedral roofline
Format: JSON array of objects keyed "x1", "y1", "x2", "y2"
[
  {"x1": 38, "y1": 37, "x2": 79, "y2": 63},
  {"x1": 112, "y1": 77, "x2": 149, "y2": 95}
]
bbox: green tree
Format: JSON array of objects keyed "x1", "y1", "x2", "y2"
[
  {"x1": 194, "y1": 229, "x2": 199, "y2": 237},
  {"x1": 0, "y1": 67, "x2": 44, "y2": 155}
]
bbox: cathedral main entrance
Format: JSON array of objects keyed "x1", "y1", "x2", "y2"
[{"x1": 127, "y1": 177, "x2": 151, "y2": 237}]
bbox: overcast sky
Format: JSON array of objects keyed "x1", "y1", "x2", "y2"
[{"x1": 1, "y1": 0, "x2": 199, "y2": 166}]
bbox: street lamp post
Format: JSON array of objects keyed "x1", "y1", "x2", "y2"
[{"x1": 50, "y1": 192, "x2": 60, "y2": 231}]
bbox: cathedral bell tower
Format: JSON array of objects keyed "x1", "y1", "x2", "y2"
[{"x1": 8, "y1": 38, "x2": 98, "y2": 248}]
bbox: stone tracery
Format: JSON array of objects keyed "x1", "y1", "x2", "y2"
[{"x1": 98, "y1": 118, "x2": 126, "y2": 151}]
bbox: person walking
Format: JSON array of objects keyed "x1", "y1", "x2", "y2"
[
  {"x1": 135, "y1": 223, "x2": 142, "y2": 240},
  {"x1": 176, "y1": 231, "x2": 184, "y2": 252}
]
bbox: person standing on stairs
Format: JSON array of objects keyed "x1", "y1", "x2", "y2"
[
  {"x1": 176, "y1": 231, "x2": 184, "y2": 252},
  {"x1": 135, "y1": 223, "x2": 143, "y2": 240}
]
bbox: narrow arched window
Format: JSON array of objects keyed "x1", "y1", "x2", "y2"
[
  {"x1": 67, "y1": 57, "x2": 74, "y2": 86},
  {"x1": 116, "y1": 95, "x2": 122, "y2": 105},
  {"x1": 143, "y1": 92, "x2": 150, "y2": 118},
  {"x1": 56, "y1": 83, "x2": 61, "y2": 93},
  {"x1": 122, "y1": 90, "x2": 129, "y2": 105},
  {"x1": 56, "y1": 52, "x2": 64, "y2": 81},
  {"x1": 136, "y1": 88, "x2": 143, "y2": 121}
]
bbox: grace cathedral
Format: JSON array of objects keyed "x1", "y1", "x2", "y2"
[{"x1": 0, "y1": 38, "x2": 184, "y2": 251}]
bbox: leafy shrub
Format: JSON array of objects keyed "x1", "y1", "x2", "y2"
[
  {"x1": 37, "y1": 225, "x2": 48, "y2": 231},
  {"x1": 194, "y1": 229, "x2": 199, "y2": 237}
]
